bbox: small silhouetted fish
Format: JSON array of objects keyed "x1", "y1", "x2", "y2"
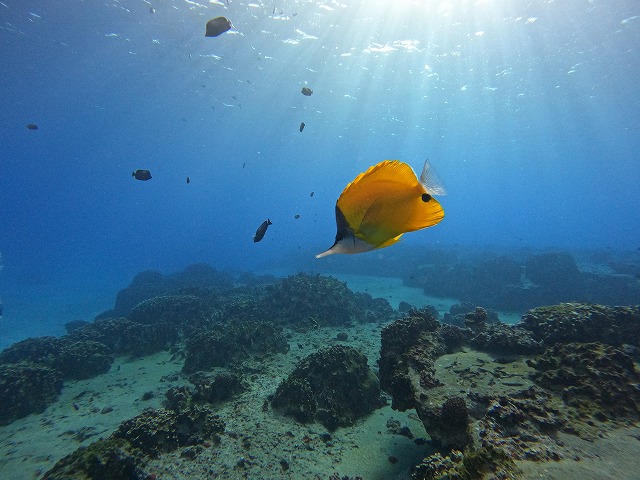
[
  {"x1": 295, "y1": 214, "x2": 301, "y2": 219},
  {"x1": 205, "y1": 17, "x2": 232, "y2": 37},
  {"x1": 186, "y1": 176, "x2": 190, "y2": 184},
  {"x1": 231, "y1": 95, "x2": 237, "y2": 100},
  {"x1": 299, "y1": 122, "x2": 305, "y2": 132},
  {"x1": 301, "y1": 87, "x2": 313, "y2": 96},
  {"x1": 243, "y1": 162, "x2": 246, "y2": 168},
  {"x1": 253, "y1": 219, "x2": 272, "y2": 243},
  {"x1": 26, "y1": 123, "x2": 38, "y2": 130},
  {"x1": 132, "y1": 169, "x2": 152, "y2": 181},
  {"x1": 310, "y1": 191, "x2": 314, "y2": 197},
  {"x1": 149, "y1": 7, "x2": 155, "y2": 14}
]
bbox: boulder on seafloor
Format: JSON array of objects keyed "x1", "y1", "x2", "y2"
[
  {"x1": 57, "y1": 340, "x2": 113, "y2": 380},
  {"x1": 528, "y1": 342, "x2": 640, "y2": 421},
  {"x1": 0, "y1": 361, "x2": 63, "y2": 425},
  {"x1": 412, "y1": 447, "x2": 520, "y2": 480},
  {"x1": 271, "y1": 345, "x2": 384, "y2": 430},
  {"x1": 260, "y1": 273, "x2": 393, "y2": 330},
  {"x1": 43, "y1": 402, "x2": 225, "y2": 478},
  {"x1": 378, "y1": 308, "x2": 444, "y2": 411},
  {"x1": 182, "y1": 320, "x2": 288, "y2": 373},
  {"x1": 416, "y1": 396, "x2": 473, "y2": 450},
  {"x1": 99, "y1": 264, "x2": 234, "y2": 318},
  {"x1": 519, "y1": 302, "x2": 640, "y2": 347},
  {"x1": 0, "y1": 336, "x2": 114, "y2": 380},
  {"x1": 190, "y1": 371, "x2": 246, "y2": 404},
  {"x1": 114, "y1": 405, "x2": 225, "y2": 457},
  {"x1": 41, "y1": 437, "x2": 147, "y2": 480}
]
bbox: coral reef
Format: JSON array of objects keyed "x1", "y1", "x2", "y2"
[
  {"x1": 57, "y1": 340, "x2": 113, "y2": 380},
  {"x1": 190, "y1": 371, "x2": 246, "y2": 404},
  {"x1": 417, "y1": 396, "x2": 472, "y2": 450},
  {"x1": 529, "y1": 342, "x2": 640, "y2": 421},
  {"x1": 0, "y1": 361, "x2": 63, "y2": 425},
  {"x1": 271, "y1": 345, "x2": 384, "y2": 430},
  {"x1": 412, "y1": 447, "x2": 520, "y2": 480},
  {"x1": 520, "y1": 302, "x2": 640, "y2": 347},
  {"x1": 260, "y1": 273, "x2": 392, "y2": 330},
  {"x1": 43, "y1": 402, "x2": 224, "y2": 478},
  {"x1": 182, "y1": 320, "x2": 288, "y2": 373},
  {"x1": 379, "y1": 308, "x2": 444, "y2": 411},
  {"x1": 98, "y1": 264, "x2": 234, "y2": 318},
  {"x1": 115, "y1": 405, "x2": 224, "y2": 457},
  {"x1": 469, "y1": 322, "x2": 543, "y2": 355}
]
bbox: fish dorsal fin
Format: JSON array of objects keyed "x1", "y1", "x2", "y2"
[{"x1": 419, "y1": 159, "x2": 446, "y2": 196}]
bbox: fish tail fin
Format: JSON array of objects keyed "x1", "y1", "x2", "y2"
[{"x1": 419, "y1": 159, "x2": 446, "y2": 196}]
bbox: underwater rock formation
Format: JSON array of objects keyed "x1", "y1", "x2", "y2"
[
  {"x1": 379, "y1": 308, "x2": 444, "y2": 411},
  {"x1": 271, "y1": 345, "x2": 384, "y2": 430},
  {"x1": 0, "y1": 361, "x2": 63, "y2": 425},
  {"x1": 529, "y1": 342, "x2": 640, "y2": 421},
  {"x1": 182, "y1": 320, "x2": 288, "y2": 373},
  {"x1": 57, "y1": 340, "x2": 113, "y2": 380},
  {"x1": 520, "y1": 302, "x2": 640, "y2": 347},
  {"x1": 260, "y1": 273, "x2": 393, "y2": 330},
  {"x1": 41, "y1": 437, "x2": 147, "y2": 480},
  {"x1": 190, "y1": 371, "x2": 246, "y2": 404},
  {"x1": 99, "y1": 264, "x2": 234, "y2": 318},
  {"x1": 412, "y1": 447, "x2": 520, "y2": 480},
  {"x1": 43, "y1": 403, "x2": 224, "y2": 478},
  {"x1": 469, "y1": 322, "x2": 543, "y2": 355},
  {"x1": 0, "y1": 336, "x2": 113, "y2": 380}
]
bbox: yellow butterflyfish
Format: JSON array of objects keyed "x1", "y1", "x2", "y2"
[{"x1": 316, "y1": 160, "x2": 445, "y2": 258}]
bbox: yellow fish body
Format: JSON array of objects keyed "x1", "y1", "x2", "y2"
[{"x1": 316, "y1": 160, "x2": 445, "y2": 258}]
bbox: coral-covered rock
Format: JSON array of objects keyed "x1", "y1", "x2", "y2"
[
  {"x1": 271, "y1": 345, "x2": 384, "y2": 430},
  {"x1": 0, "y1": 361, "x2": 62, "y2": 425},
  {"x1": 261, "y1": 273, "x2": 392, "y2": 330},
  {"x1": 0, "y1": 336, "x2": 64, "y2": 367},
  {"x1": 412, "y1": 447, "x2": 520, "y2": 480},
  {"x1": 183, "y1": 329, "x2": 238, "y2": 373},
  {"x1": 182, "y1": 320, "x2": 288, "y2": 373},
  {"x1": 520, "y1": 303, "x2": 640, "y2": 347},
  {"x1": 469, "y1": 322, "x2": 543, "y2": 355},
  {"x1": 416, "y1": 396, "x2": 472, "y2": 450},
  {"x1": 529, "y1": 342, "x2": 640, "y2": 420},
  {"x1": 128, "y1": 294, "x2": 214, "y2": 332},
  {"x1": 190, "y1": 371, "x2": 246, "y2": 404},
  {"x1": 41, "y1": 437, "x2": 147, "y2": 480},
  {"x1": 114, "y1": 406, "x2": 224, "y2": 457},
  {"x1": 379, "y1": 308, "x2": 444, "y2": 411},
  {"x1": 102, "y1": 264, "x2": 234, "y2": 318},
  {"x1": 57, "y1": 340, "x2": 114, "y2": 380}
]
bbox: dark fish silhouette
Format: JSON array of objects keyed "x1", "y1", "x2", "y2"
[
  {"x1": 26, "y1": 124, "x2": 38, "y2": 130},
  {"x1": 253, "y1": 219, "x2": 272, "y2": 243},
  {"x1": 294, "y1": 214, "x2": 301, "y2": 219},
  {"x1": 186, "y1": 176, "x2": 190, "y2": 184},
  {"x1": 205, "y1": 17, "x2": 232, "y2": 37},
  {"x1": 310, "y1": 191, "x2": 314, "y2": 197},
  {"x1": 301, "y1": 87, "x2": 313, "y2": 96},
  {"x1": 132, "y1": 169, "x2": 152, "y2": 181},
  {"x1": 299, "y1": 122, "x2": 305, "y2": 132}
]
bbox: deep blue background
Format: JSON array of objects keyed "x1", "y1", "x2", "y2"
[{"x1": 1, "y1": 0, "x2": 639, "y2": 345}]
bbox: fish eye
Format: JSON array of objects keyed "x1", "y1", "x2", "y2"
[{"x1": 421, "y1": 193, "x2": 432, "y2": 202}]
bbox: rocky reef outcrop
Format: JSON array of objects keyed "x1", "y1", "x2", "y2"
[
  {"x1": 271, "y1": 345, "x2": 384, "y2": 430},
  {"x1": 379, "y1": 302, "x2": 640, "y2": 476},
  {"x1": 0, "y1": 361, "x2": 63, "y2": 425}
]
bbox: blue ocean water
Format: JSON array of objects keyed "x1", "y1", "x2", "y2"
[{"x1": 0, "y1": 0, "x2": 639, "y2": 347}]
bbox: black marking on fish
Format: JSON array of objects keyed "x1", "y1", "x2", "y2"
[{"x1": 421, "y1": 193, "x2": 432, "y2": 202}]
